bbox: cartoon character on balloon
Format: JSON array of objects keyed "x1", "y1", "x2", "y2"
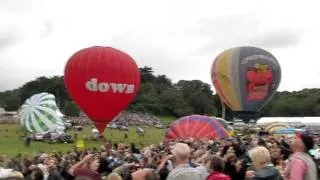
[{"x1": 246, "y1": 63, "x2": 273, "y2": 101}]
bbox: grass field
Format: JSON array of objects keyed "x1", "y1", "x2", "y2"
[
  {"x1": 0, "y1": 124, "x2": 166, "y2": 157},
  {"x1": 159, "y1": 116, "x2": 176, "y2": 125}
]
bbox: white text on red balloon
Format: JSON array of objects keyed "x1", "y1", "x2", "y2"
[{"x1": 85, "y1": 78, "x2": 135, "y2": 94}]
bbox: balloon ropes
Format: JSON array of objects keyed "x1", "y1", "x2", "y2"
[
  {"x1": 64, "y1": 46, "x2": 140, "y2": 134},
  {"x1": 165, "y1": 115, "x2": 230, "y2": 141},
  {"x1": 211, "y1": 46, "x2": 281, "y2": 118},
  {"x1": 19, "y1": 92, "x2": 65, "y2": 133}
]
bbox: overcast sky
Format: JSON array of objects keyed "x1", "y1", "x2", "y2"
[{"x1": 1, "y1": 0, "x2": 320, "y2": 92}]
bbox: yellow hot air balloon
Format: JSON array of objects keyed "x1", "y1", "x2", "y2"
[{"x1": 211, "y1": 46, "x2": 281, "y2": 113}]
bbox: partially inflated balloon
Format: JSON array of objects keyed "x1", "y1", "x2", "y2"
[
  {"x1": 211, "y1": 46, "x2": 281, "y2": 113},
  {"x1": 165, "y1": 115, "x2": 229, "y2": 140},
  {"x1": 64, "y1": 46, "x2": 140, "y2": 133},
  {"x1": 19, "y1": 93, "x2": 65, "y2": 133}
]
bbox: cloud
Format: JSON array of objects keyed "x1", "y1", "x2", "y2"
[
  {"x1": 1, "y1": 0, "x2": 320, "y2": 92},
  {"x1": 0, "y1": 0, "x2": 53, "y2": 51},
  {"x1": 194, "y1": 13, "x2": 261, "y2": 52},
  {"x1": 0, "y1": 32, "x2": 17, "y2": 50},
  {"x1": 194, "y1": 14, "x2": 302, "y2": 57},
  {"x1": 250, "y1": 28, "x2": 300, "y2": 49}
]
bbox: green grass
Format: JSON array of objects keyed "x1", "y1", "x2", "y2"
[
  {"x1": 0, "y1": 124, "x2": 165, "y2": 157},
  {"x1": 159, "y1": 116, "x2": 176, "y2": 124}
]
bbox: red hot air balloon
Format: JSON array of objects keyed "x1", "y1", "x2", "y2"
[
  {"x1": 64, "y1": 46, "x2": 140, "y2": 133},
  {"x1": 165, "y1": 115, "x2": 229, "y2": 141}
]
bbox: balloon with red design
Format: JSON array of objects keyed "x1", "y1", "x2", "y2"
[{"x1": 211, "y1": 46, "x2": 281, "y2": 113}]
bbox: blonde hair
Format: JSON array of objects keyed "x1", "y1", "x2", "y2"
[
  {"x1": 172, "y1": 143, "x2": 190, "y2": 161},
  {"x1": 249, "y1": 146, "x2": 271, "y2": 169}
]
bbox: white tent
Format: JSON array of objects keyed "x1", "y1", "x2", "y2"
[{"x1": 257, "y1": 117, "x2": 320, "y2": 126}]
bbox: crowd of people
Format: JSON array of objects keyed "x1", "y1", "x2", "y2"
[
  {"x1": 113, "y1": 112, "x2": 161, "y2": 126},
  {"x1": 1, "y1": 131, "x2": 319, "y2": 180},
  {"x1": 68, "y1": 112, "x2": 161, "y2": 127}
]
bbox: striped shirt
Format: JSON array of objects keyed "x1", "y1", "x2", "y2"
[{"x1": 167, "y1": 163, "x2": 203, "y2": 180}]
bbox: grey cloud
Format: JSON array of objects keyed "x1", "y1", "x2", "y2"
[
  {"x1": 250, "y1": 29, "x2": 300, "y2": 48},
  {"x1": 194, "y1": 13, "x2": 261, "y2": 52},
  {"x1": 193, "y1": 14, "x2": 301, "y2": 53},
  {"x1": 0, "y1": 0, "x2": 53, "y2": 51},
  {"x1": 195, "y1": 13, "x2": 260, "y2": 37}
]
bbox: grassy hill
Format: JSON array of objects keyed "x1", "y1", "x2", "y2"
[{"x1": 0, "y1": 124, "x2": 166, "y2": 157}]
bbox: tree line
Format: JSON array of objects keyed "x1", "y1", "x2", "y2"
[{"x1": 1, "y1": 66, "x2": 320, "y2": 121}]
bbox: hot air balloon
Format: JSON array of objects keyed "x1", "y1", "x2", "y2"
[
  {"x1": 213, "y1": 117, "x2": 234, "y2": 131},
  {"x1": 211, "y1": 46, "x2": 281, "y2": 114},
  {"x1": 64, "y1": 46, "x2": 140, "y2": 133},
  {"x1": 165, "y1": 115, "x2": 229, "y2": 140},
  {"x1": 19, "y1": 93, "x2": 65, "y2": 133}
]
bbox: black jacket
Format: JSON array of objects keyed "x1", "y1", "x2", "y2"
[{"x1": 253, "y1": 166, "x2": 283, "y2": 180}]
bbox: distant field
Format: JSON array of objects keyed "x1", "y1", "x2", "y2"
[
  {"x1": 159, "y1": 116, "x2": 176, "y2": 124},
  {"x1": 0, "y1": 124, "x2": 166, "y2": 157}
]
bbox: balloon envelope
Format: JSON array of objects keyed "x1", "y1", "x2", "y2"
[
  {"x1": 165, "y1": 115, "x2": 230, "y2": 140},
  {"x1": 211, "y1": 46, "x2": 281, "y2": 112},
  {"x1": 19, "y1": 92, "x2": 65, "y2": 133},
  {"x1": 213, "y1": 117, "x2": 234, "y2": 131},
  {"x1": 64, "y1": 46, "x2": 140, "y2": 133}
]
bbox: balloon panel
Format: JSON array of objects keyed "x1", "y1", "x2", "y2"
[{"x1": 211, "y1": 46, "x2": 281, "y2": 112}]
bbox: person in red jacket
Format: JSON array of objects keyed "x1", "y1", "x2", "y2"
[{"x1": 207, "y1": 156, "x2": 231, "y2": 180}]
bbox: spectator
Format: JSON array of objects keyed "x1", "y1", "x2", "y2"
[
  {"x1": 284, "y1": 132, "x2": 317, "y2": 180},
  {"x1": 246, "y1": 146, "x2": 283, "y2": 180},
  {"x1": 108, "y1": 163, "x2": 159, "y2": 180},
  {"x1": 166, "y1": 143, "x2": 203, "y2": 180},
  {"x1": 207, "y1": 155, "x2": 231, "y2": 180}
]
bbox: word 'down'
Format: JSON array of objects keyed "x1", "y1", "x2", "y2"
[{"x1": 86, "y1": 78, "x2": 135, "y2": 94}]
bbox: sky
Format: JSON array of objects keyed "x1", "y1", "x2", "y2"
[{"x1": 1, "y1": 0, "x2": 320, "y2": 92}]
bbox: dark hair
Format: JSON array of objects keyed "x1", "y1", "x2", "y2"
[
  {"x1": 32, "y1": 168, "x2": 44, "y2": 180},
  {"x1": 210, "y1": 156, "x2": 225, "y2": 172},
  {"x1": 300, "y1": 132, "x2": 315, "y2": 151}
]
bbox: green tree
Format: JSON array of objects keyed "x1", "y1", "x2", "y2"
[
  {"x1": 176, "y1": 80, "x2": 216, "y2": 115},
  {"x1": 0, "y1": 90, "x2": 21, "y2": 111},
  {"x1": 64, "y1": 101, "x2": 80, "y2": 117},
  {"x1": 159, "y1": 88, "x2": 192, "y2": 117},
  {"x1": 140, "y1": 66, "x2": 156, "y2": 84}
]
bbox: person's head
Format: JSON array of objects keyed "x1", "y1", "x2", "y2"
[
  {"x1": 131, "y1": 168, "x2": 159, "y2": 180},
  {"x1": 171, "y1": 143, "x2": 190, "y2": 164},
  {"x1": 292, "y1": 132, "x2": 314, "y2": 153},
  {"x1": 31, "y1": 167, "x2": 44, "y2": 180},
  {"x1": 210, "y1": 155, "x2": 225, "y2": 172},
  {"x1": 44, "y1": 157, "x2": 57, "y2": 170},
  {"x1": 249, "y1": 146, "x2": 271, "y2": 169}
]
